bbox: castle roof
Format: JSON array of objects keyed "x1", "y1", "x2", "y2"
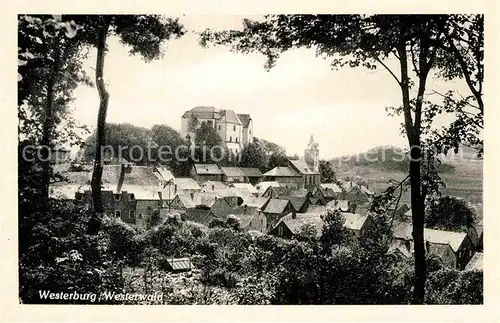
[
  {"x1": 264, "y1": 167, "x2": 301, "y2": 177},
  {"x1": 182, "y1": 106, "x2": 220, "y2": 119},
  {"x1": 220, "y1": 109, "x2": 242, "y2": 125},
  {"x1": 237, "y1": 114, "x2": 252, "y2": 128}
]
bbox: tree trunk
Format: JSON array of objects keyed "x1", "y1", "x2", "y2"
[
  {"x1": 396, "y1": 26, "x2": 428, "y2": 303},
  {"x1": 41, "y1": 42, "x2": 61, "y2": 213},
  {"x1": 88, "y1": 18, "x2": 110, "y2": 235},
  {"x1": 409, "y1": 142, "x2": 426, "y2": 304}
]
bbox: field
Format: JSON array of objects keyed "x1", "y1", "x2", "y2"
[{"x1": 333, "y1": 158, "x2": 483, "y2": 217}]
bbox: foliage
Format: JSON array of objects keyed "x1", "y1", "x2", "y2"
[
  {"x1": 151, "y1": 124, "x2": 190, "y2": 176},
  {"x1": 266, "y1": 152, "x2": 289, "y2": 171},
  {"x1": 425, "y1": 269, "x2": 483, "y2": 304},
  {"x1": 425, "y1": 195, "x2": 477, "y2": 231},
  {"x1": 254, "y1": 137, "x2": 286, "y2": 156},
  {"x1": 238, "y1": 142, "x2": 268, "y2": 171},
  {"x1": 319, "y1": 160, "x2": 336, "y2": 183},
  {"x1": 83, "y1": 123, "x2": 154, "y2": 163}
]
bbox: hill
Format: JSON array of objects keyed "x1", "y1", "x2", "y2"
[{"x1": 332, "y1": 146, "x2": 483, "y2": 209}]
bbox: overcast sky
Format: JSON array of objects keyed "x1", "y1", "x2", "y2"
[{"x1": 70, "y1": 15, "x2": 470, "y2": 159}]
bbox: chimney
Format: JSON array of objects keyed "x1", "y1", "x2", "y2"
[
  {"x1": 292, "y1": 210, "x2": 297, "y2": 219},
  {"x1": 174, "y1": 184, "x2": 177, "y2": 194}
]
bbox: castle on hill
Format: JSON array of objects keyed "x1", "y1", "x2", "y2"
[{"x1": 180, "y1": 106, "x2": 253, "y2": 155}]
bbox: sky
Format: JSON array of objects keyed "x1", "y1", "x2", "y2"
[{"x1": 70, "y1": 15, "x2": 470, "y2": 159}]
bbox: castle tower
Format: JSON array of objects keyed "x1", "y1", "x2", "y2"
[{"x1": 304, "y1": 134, "x2": 319, "y2": 172}]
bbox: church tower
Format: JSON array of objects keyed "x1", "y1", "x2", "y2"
[{"x1": 304, "y1": 134, "x2": 319, "y2": 172}]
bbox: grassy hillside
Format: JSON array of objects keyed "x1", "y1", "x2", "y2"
[{"x1": 332, "y1": 146, "x2": 483, "y2": 213}]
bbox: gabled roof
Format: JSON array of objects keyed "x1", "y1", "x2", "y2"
[
  {"x1": 236, "y1": 114, "x2": 252, "y2": 128},
  {"x1": 194, "y1": 164, "x2": 223, "y2": 175},
  {"x1": 326, "y1": 200, "x2": 351, "y2": 212},
  {"x1": 231, "y1": 183, "x2": 258, "y2": 195},
  {"x1": 264, "y1": 167, "x2": 301, "y2": 177},
  {"x1": 240, "y1": 167, "x2": 263, "y2": 177},
  {"x1": 191, "y1": 192, "x2": 218, "y2": 208},
  {"x1": 182, "y1": 106, "x2": 220, "y2": 119},
  {"x1": 220, "y1": 109, "x2": 242, "y2": 125},
  {"x1": 320, "y1": 183, "x2": 343, "y2": 193},
  {"x1": 277, "y1": 213, "x2": 324, "y2": 236},
  {"x1": 465, "y1": 252, "x2": 483, "y2": 271},
  {"x1": 288, "y1": 159, "x2": 320, "y2": 175},
  {"x1": 360, "y1": 185, "x2": 374, "y2": 196},
  {"x1": 288, "y1": 197, "x2": 309, "y2": 212},
  {"x1": 172, "y1": 193, "x2": 197, "y2": 209},
  {"x1": 221, "y1": 167, "x2": 246, "y2": 177},
  {"x1": 263, "y1": 199, "x2": 291, "y2": 214},
  {"x1": 172, "y1": 178, "x2": 201, "y2": 191},
  {"x1": 342, "y1": 212, "x2": 370, "y2": 231},
  {"x1": 99, "y1": 165, "x2": 164, "y2": 194},
  {"x1": 201, "y1": 180, "x2": 227, "y2": 189},
  {"x1": 255, "y1": 181, "x2": 280, "y2": 194},
  {"x1": 183, "y1": 209, "x2": 216, "y2": 226},
  {"x1": 307, "y1": 205, "x2": 328, "y2": 214},
  {"x1": 317, "y1": 188, "x2": 336, "y2": 198},
  {"x1": 125, "y1": 185, "x2": 162, "y2": 200},
  {"x1": 227, "y1": 213, "x2": 257, "y2": 228},
  {"x1": 154, "y1": 166, "x2": 174, "y2": 182},
  {"x1": 275, "y1": 211, "x2": 370, "y2": 236},
  {"x1": 338, "y1": 180, "x2": 359, "y2": 191},
  {"x1": 242, "y1": 196, "x2": 270, "y2": 209},
  {"x1": 392, "y1": 222, "x2": 468, "y2": 253}
]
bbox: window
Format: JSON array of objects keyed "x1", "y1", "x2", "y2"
[
  {"x1": 278, "y1": 225, "x2": 283, "y2": 236},
  {"x1": 129, "y1": 194, "x2": 134, "y2": 201},
  {"x1": 138, "y1": 213, "x2": 143, "y2": 219},
  {"x1": 249, "y1": 130, "x2": 251, "y2": 135},
  {"x1": 235, "y1": 137, "x2": 238, "y2": 143},
  {"x1": 115, "y1": 210, "x2": 121, "y2": 218},
  {"x1": 114, "y1": 194, "x2": 121, "y2": 201},
  {"x1": 233, "y1": 125, "x2": 236, "y2": 131},
  {"x1": 235, "y1": 149, "x2": 238, "y2": 154},
  {"x1": 218, "y1": 125, "x2": 221, "y2": 130},
  {"x1": 129, "y1": 210, "x2": 135, "y2": 218},
  {"x1": 260, "y1": 219, "x2": 263, "y2": 225},
  {"x1": 229, "y1": 136, "x2": 232, "y2": 142}
]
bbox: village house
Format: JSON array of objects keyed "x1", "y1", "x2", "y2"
[
  {"x1": 288, "y1": 196, "x2": 311, "y2": 213},
  {"x1": 392, "y1": 222, "x2": 475, "y2": 270},
  {"x1": 181, "y1": 209, "x2": 218, "y2": 226},
  {"x1": 465, "y1": 252, "x2": 483, "y2": 271},
  {"x1": 263, "y1": 167, "x2": 303, "y2": 187},
  {"x1": 326, "y1": 199, "x2": 356, "y2": 213},
  {"x1": 221, "y1": 167, "x2": 246, "y2": 183},
  {"x1": 227, "y1": 210, "x2": 267, "y2": 233},
  {"x1": 388, "y1": 204, "x2": 411, "y2": 222},
  {"x1": 312, "y1": 187, "x2": 337, "y2": 204},
  {"x1": 255, "y1": 181, "x2": 280, "y2": 196},
  {"x1": 240, "y1": 167, "x2": 263, "y2": 185},
  {"x1": 171, "y1": 177, "x2": 201, "y2": 194},
  {"x1": 319, "y1": 183, "x2": 343, "y2": 195},
  {"x1": 240, "y1": 196, "x2": 271, "y2": 210},
  {"x1": 260, "y1": 186, "x2": 311, "y2": 201},
  {"x1": 229, "y1": 182, "x2": 259, "y2": 197},
  {"x1": 288, "y1": 158, "x2": 320, "y2": 188},
  {"x1": 191, "y1": 164, "x2": 224, "y2": 183},
  {"x1": 261, "y1": 198, "x2": 295, "y2": 230},
  {"x1": 269, "y1": 211, "x2": 375, "y2": 240}
]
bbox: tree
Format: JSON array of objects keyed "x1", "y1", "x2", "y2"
[
  {"x1": 83, "y1": 123, "x2": 154, "y2": 163},
  {"x1": 319, "y1": 160, "x2": 336, "y2": 183},
  {"x1": 266, "y1": 152, "x2": 288, "y2": 171},
  {"x1": 238, "y1": 142, "x2": 268, "y2": 171},
  {"x1": 151, "y1": 124, "x2": 190, "y2": 175},
  {"x1": 62, "y1": 15, "x2": 185, "y2": 234},
  {"x1": 425, "y1": 196, "x2": 477, "y2": 232},
  {"x1": 18, "y1": 15, "x2": 91, "y2": 209},
  {"x1": 254, "y1": 137, "x2": 286, "y2": 156},
  {"x1": 200, "y1": 14, "x2": 483, "y2": 303}
]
